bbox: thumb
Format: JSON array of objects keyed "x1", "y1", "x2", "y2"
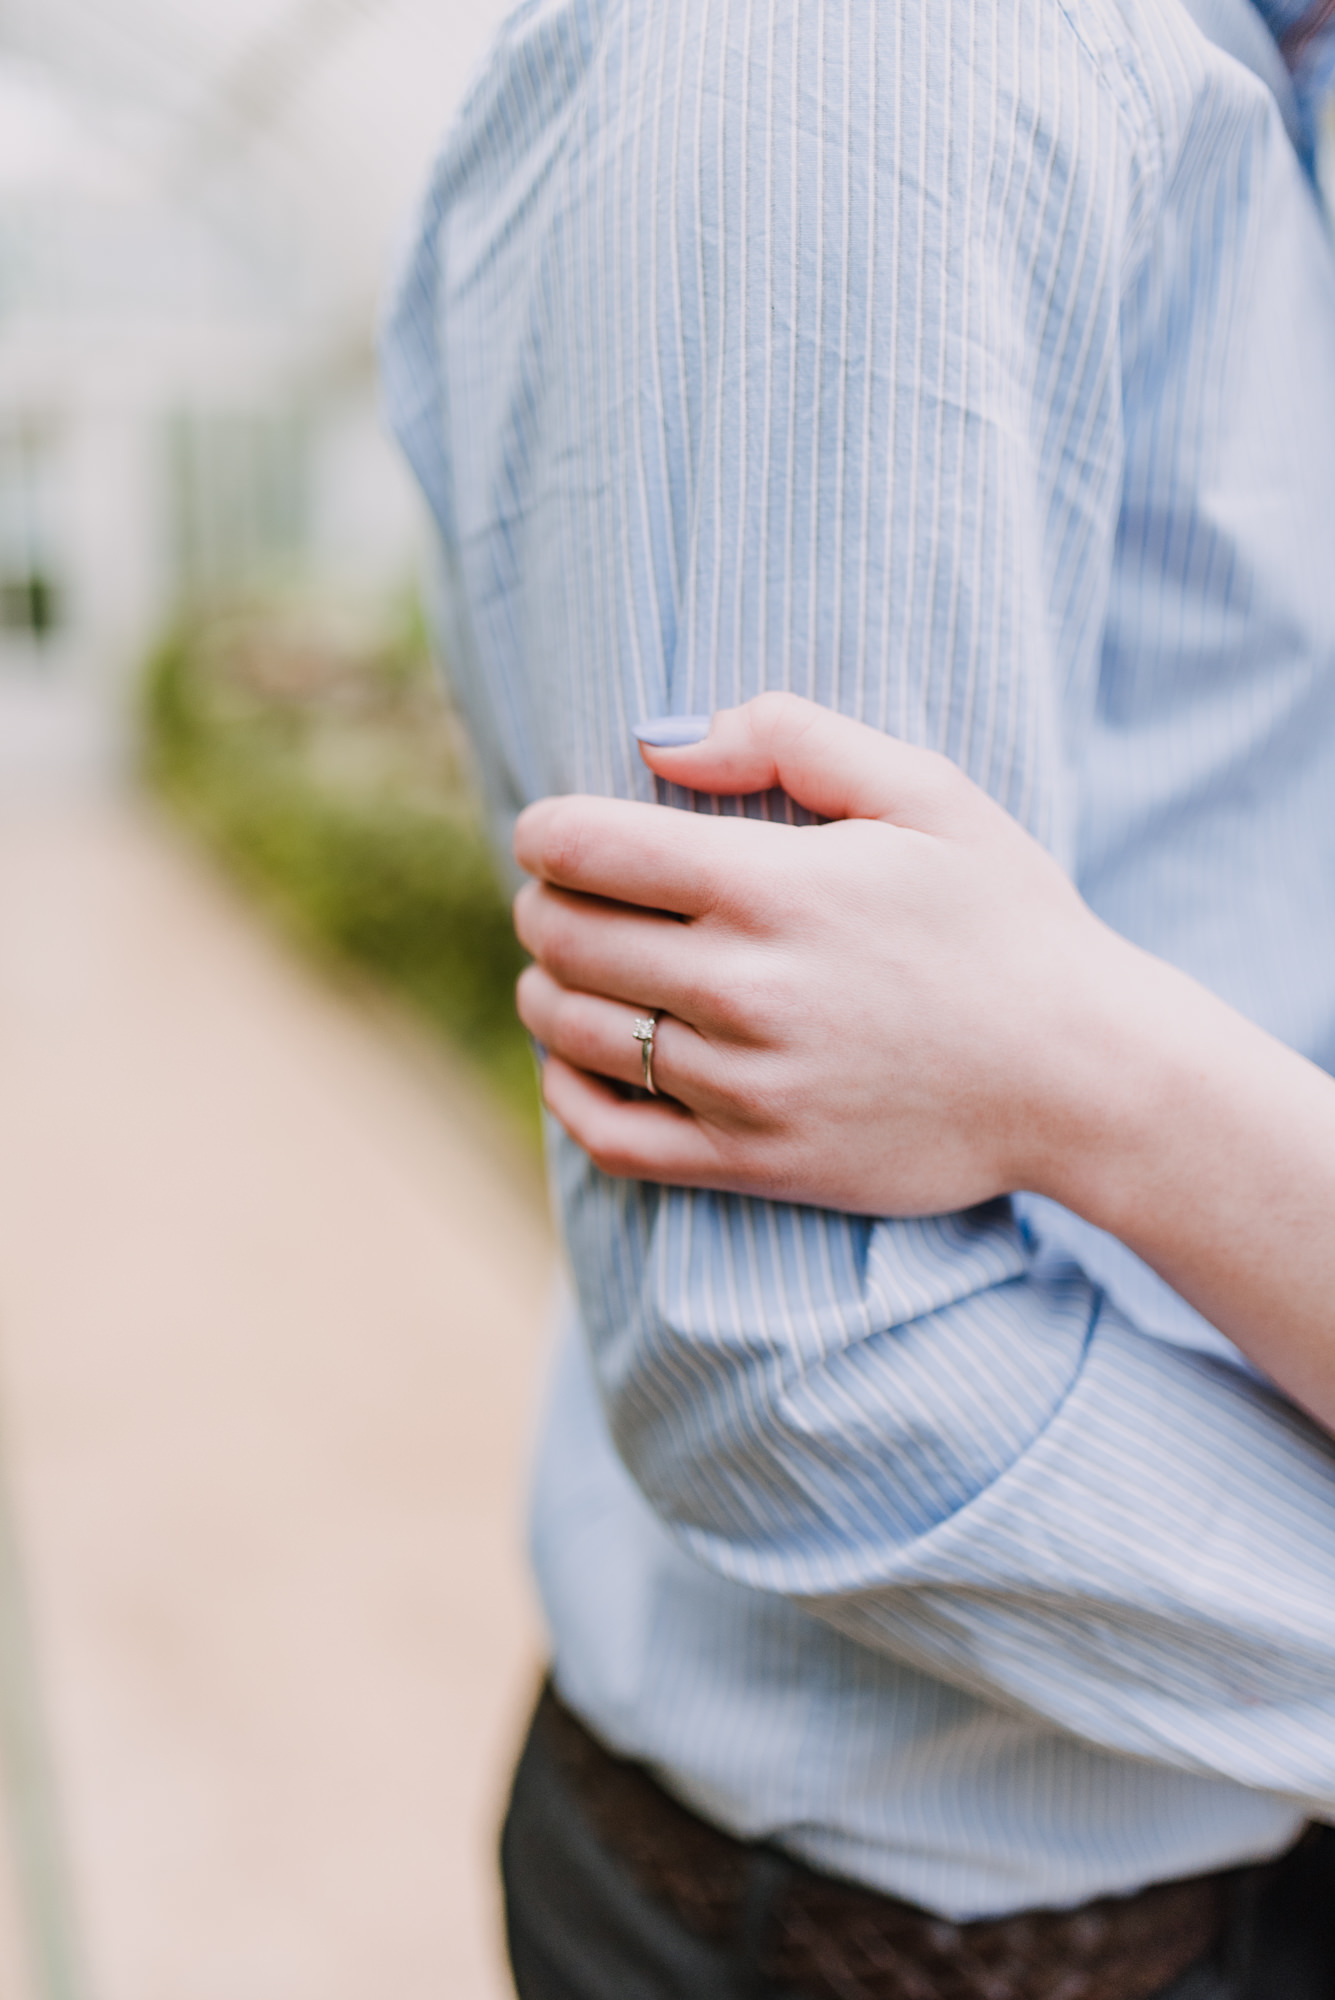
[{"x1": 636, "y1": 692, "x2": 966, "y2": 830}]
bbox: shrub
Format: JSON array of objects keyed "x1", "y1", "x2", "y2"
[{"x1": 140, "y1": 607, "x2": 538, "y2": 1136}]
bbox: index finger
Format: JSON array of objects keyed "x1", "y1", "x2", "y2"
[{"x1": 513, "y1": 794, "x2": 793, "y2": 916}]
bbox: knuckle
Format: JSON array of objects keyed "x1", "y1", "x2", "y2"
[
  {"x1": 522, "y1": 892, "x2": 577, "y2": 978},
  {"x1": 538, "y1": 800, "x2": 593, "y2": 885},
  {"x1": 748, "y1": 690, "x2": 805, "y2": 743},
  {"x1": 540, "y1": 914, "x2": 583, "y2": 983}
]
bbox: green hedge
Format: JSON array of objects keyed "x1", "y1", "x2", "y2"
[{"x1": 141, "y1": 617, "x2": 538, "y2": 1137}]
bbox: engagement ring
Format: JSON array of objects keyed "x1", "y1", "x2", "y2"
[{"x1": 631, "y1": 1012, "x2": 660, "y2": 1095}]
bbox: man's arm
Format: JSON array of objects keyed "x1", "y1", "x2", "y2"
[
  {"x1": 538, "y1": 0, "x2": 1335, "y2": 1807},
  {"x1": 390, "y1": 0, "x2": 1335, "y2": 1804}
]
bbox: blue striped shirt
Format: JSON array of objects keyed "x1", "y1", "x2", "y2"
[{"x1": 383, "y1": 0, "x2": 1335, "y2": 1918}]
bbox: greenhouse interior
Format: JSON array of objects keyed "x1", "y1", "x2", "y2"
[
  {"x1": 8, "y1": 8, "x2": 1335, "y2": 2000},
  {"x1": 0, "y1": 0, "x2": 505, "y2": 781}
]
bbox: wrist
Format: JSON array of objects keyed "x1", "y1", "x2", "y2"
[{"x1": 1016, "y1": 924, "x2": 1189, "y2": 1234}]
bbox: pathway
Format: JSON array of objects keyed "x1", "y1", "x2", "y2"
[{"x1": 0, "y1": 796, "x2": 555, "y2": 2000}]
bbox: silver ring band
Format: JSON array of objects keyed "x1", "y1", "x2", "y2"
[{"x1": 630, "y1": 1012, "x2": 661, "y2": 1096}]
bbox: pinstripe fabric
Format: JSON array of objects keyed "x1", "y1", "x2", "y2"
[{"x1": 383, "y1": 0, "x2": 1335, "y2": 1920}]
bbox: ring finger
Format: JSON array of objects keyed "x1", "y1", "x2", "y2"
[
  {"x1": 513, "y1": 881, "x2": 715, "y2": 1021},
  {"x1": 516, "y1": 963, "x2": 718, "y2": 1109}
]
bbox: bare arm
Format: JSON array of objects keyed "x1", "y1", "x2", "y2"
[
  {"x1": 514, "y1": 694, "x2": 1335, "y2": 1434},
  {"x1": 1037, "y1": 913, "x2": 1335, "y2": 1433}
]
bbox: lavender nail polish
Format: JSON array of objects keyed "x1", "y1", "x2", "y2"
[{"x1": 634, "y1": 714, "x2": 712, "y2": 748}]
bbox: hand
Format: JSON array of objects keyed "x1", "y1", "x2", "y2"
[{"x1": 512, "y1": 694, "x2": 1131, "y2": 1214}]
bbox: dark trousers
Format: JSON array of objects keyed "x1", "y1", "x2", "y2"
[{"x1": 500, "y1": 1695, "x2": 1335, "y2": 2000}]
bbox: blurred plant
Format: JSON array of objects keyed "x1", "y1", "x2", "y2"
[{"x1": 140, "y1": 597, "x2": 538, "y2": 1139}]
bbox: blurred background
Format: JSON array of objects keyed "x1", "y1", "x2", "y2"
[{"x1": 0, "y1": 3, "x2": 553, "y2": 1997}]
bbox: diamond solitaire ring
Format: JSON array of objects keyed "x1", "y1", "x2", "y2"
[{"x1": 631, "y1": 1012, "x2": 660, "y2": 1095}]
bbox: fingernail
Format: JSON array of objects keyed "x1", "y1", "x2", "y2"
[{"x1": 634, "y1": 714, "x2": 712, "y2": 748}]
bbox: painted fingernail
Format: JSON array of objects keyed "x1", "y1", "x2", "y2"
[{"x1": 634, "y1": 714, "x2": 712, "y2": 748}]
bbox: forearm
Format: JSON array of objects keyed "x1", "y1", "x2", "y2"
[
  {"x1": 1035, "y1": 930, "x2": 1335, "y2": 1432},
  {"x1": 554, "y1": 1122, "x2": 1335, "y2": 1806}
]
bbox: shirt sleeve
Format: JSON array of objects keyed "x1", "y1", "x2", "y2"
[
  {"x1": 560, "y1": 1134, "x2": 1335, "y2": 1813},
  {"x1": 533, "y1": 0, "x2": 1335, "y2": 1816}
]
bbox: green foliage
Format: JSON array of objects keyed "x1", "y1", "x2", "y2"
[{"x1": 140, "y1": 608, "x2": 538, "y2": 1138}]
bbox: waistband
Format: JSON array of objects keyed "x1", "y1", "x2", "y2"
[{"x1": 535, "y1": 1682, "x2": 1301, "y2": 2000}]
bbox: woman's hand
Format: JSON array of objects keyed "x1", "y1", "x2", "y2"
[
  {"x1": 512, "y1": 694, "x2": 1132, "y2": 1215},
  {"x1": 514, "y1": 691, "x2": 1335, "y2": 1429}
]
